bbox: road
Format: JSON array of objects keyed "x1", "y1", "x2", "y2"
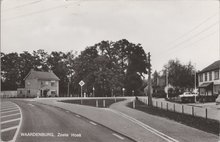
[{"x1": 1, "y1": 100, "x2": 134, "y2": 142}]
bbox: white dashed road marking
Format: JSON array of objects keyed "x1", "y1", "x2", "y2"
[
  {"x1": 28, "y1": 104, "x2": 34, "y2": 107},
  {"x1": 76, "y1": 114, "x2": 81, "y2": 118},
  {"x1": 112, "y1": 133, "x2": 124, "y2": 140},
  {"x1": 1, "y1": 109, "x2": 19, "y2": 114},
  {"x1": 1, "y1": 102, "x2": 22, "y2": 142},
  {"x1": 109, "y1": 109, "x2": 179, "y2": 142},
  {"x1": 1, "y1": 118, "x2": 21, "y2": 125},
  {"x1": 89, "y1": 121, "x2": 97, "y2": 126}
]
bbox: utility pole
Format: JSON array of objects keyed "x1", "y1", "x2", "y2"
[
  {"x1": 148, "y1": 52, "x2": 152, "y2": 106},
  {"x1": 166, "y1": 69, "x2": 169, "y2": 99}
]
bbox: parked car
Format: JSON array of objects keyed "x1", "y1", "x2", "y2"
[
  {"x1": 179, "y1": 92, "x2": 198, "y2": 103},
  {"x1": 216, "y1": 95, "x2": 220, "y2": 105}
]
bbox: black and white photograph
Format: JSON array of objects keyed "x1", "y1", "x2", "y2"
[{"x1": 1, "y1": 0, "x2": 220, "y2": 142}]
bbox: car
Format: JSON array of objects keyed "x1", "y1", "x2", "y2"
[
  {"x1": 216, "y1": 95, "x2": 220, "y2": 105},
  {"x1": 179, "y1": 92, "x2": 198, "y2": 103}
]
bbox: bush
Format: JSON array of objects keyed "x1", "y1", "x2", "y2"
[{"x1": 197, "y1": 96, "x2": 218, "y2": 103}]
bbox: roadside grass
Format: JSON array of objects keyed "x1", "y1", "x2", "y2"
[
  {"x1": 60, "y1": 98, "x2": 126, "y2": 108},
  {"x1": 127, "y1": 100, "x2": 219, "y2": 135}
]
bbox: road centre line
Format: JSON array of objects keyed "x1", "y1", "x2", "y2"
[
  {"x1": 1, "y1": 113, "x2": 20, "y2": 118},
  {"x1": 1, "y1": 109, "x2": 19, "y2": 114},
  {"x1": 1, "y1": 118, "x2": 21, "y2": 124},
  {"x1": 109, "y1": 109, "x2": 179, "y2": 142},
  {"x1": 112, "y1": 133, "x2": 124, "y2": 140},
  {"x1": 1, "y1": 126, "x2": 18, "y2": 133},
  {"x1": 89, "y1": 121, "x2": 97, "y2": 126}
]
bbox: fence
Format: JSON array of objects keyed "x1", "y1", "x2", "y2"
[
  {"x1": 0, "y1": 91, "x2": 17, "y2": 98},
  {"x1": 137, "y1": 97, "x2": 219, "y2": 121}
]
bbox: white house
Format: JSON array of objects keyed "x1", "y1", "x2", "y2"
[
  {"x1": 198, "y1": 60, "x2": 220, "y2": 96},
  {"x1": 17, "y1": 69, "x2": 60, "y2": 97}
]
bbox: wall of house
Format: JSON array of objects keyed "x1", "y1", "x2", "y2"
[
  {"x1": 39, "y1": 80, "x2": 59, "y2": 97},
  {"x1": 198, "y1": 69, "x2": 220, "y2": 86},
  {"x1": 198, "y1": 69, "x2": 220, "y2": 96}
]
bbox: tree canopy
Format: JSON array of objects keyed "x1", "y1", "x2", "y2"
[{"x1": 1, "y1": 39, "x2": 150, "y2": 97}]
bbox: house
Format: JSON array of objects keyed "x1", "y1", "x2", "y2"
[
  {"x1": 198, "y1": 60, "x2": 220, "y2": 96},
  {"x1": 18, "y1": 69, "x2": 60, "y2": 97}
]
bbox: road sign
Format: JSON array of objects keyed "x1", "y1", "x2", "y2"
[{"x1": 79, "y1": 80, "x2": 85, "y2": 86}]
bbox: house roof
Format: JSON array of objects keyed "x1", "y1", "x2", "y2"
[
  {"x1": 199, "y1": 60, "x2": 220, "y2": 73},
  {"x1": 24, "y1": 69, "x2": 60, "y2": 81}
]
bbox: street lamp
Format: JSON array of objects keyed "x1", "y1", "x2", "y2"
[
  {"x1": 132, "y1": 90, "x2": 134, "y2": 96},
  {"x1": 92, "y1": 87, "x2": 95, "y2": 97},
  {"x1": 122, "y1": 88, "x2": 125, "y2": 96},
  {"x1": 67, "y1": 70, "x2": 75, "y2": 97}
]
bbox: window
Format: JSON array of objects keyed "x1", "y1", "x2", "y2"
[
  {"x1": 51, "y1": 81, "x2": 55, "y2": 86},
  {"x1": 27, "y1": 90, "x2": 30, "y2": 94},
  {"x1": 199, "y1": 74, "x2": 203, "y2": 82},
  {"x1": 214, "y1": 70, "x2": 219, "y2": 80},
  {"x1": 205, "y1": 73, "x2": 207, "y2": 81},
  {"x1": 209, "y1": 72, "x2": 212, "y2": 81}
]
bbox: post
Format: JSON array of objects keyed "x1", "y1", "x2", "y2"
[
  {"x1": 182, "y1": 105, "x2": 184, "y2": 114},
  {"x1": 93, "y1": 87, "x2": 95, "y2": 97},
  {"x1": 147, "y1": 52, "x2": 153, "y2": 106},
  {"x1": 161, "y1": 102, "x2": 163, "y2": 109},
  {"x1": 133, "y1": 100, "x2": 135, "y2": 109},
  {"x1": 67, "y1": 82, "x2": 70, "y2": 97},
  {"x1": 166, "y1": 69, "x2": 169, "y2": 99},
  {"x1": 205, "y1": 108, "x2": 208, "y2": 119},
  {"x1": 192, "y1": 106, "x2": 194, "y2": 116},
  {"x1": 122, "y1": 88, "x2": 125, "y2": 97},
  {"x1": 166, "y1": 102, "x2": 168, "y2": 111},
  {"x1": 103, "y1": 100, "x2": 105, "y2": 107},
  {"x1": 156, "y1": 101, "x2": 158, "y2": 108},
  {"x1": 173, "y1": 103, "x2": 175, "y2": 112},
  {"x1": 96, "y1": 100, "x2": 98, "y2": 107},
  {"x1": 81, "y1": 86, "x2": 83, "y2": 97}
]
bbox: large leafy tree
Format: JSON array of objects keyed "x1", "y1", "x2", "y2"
[
  {"x1": 164, "y1": 59, "x2": 195, "y2": 90},
  {"x1": 1, "y1": 53, "x2": 20, "y2": 90}
]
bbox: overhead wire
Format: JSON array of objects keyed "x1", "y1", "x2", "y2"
[
  {"x1": 2, "y1": 0, "x2": 78, "y2": 22},
  {"x1": 2, "y1": 0, "x2": 43, "y2": 12}
]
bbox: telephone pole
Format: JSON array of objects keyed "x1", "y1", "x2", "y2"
[{"x1": 148, "y1": 52, "x2": 153, "y2": 106}]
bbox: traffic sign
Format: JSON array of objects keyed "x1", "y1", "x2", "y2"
[{"x1": 79, "y1": 80, "x2": 85, "y2": 86}]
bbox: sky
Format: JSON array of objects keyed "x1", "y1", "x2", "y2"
[{"x1": 1, "y1": 0, "x2": 220, "y2": 72}]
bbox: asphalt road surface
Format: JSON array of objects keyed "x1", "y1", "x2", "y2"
[{"x1": 4, "y1": 100, "x2": 134, "y2": 142}]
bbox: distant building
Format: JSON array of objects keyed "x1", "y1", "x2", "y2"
[
  {"x1": 17, "y1": 69, "x2": 60, "y2": 97},
  {"x1": 198, "y1": 60, "x2": 220, "y2": 96}
]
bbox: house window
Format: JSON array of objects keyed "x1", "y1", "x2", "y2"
[
  {"x1": 199, "y1": 74, "x2": 203, "y2": 82},
  {"x1": 27, "y1": 90, "x2": 30, "y2": 94},
  {"x1": 51, "y1": 81, "x2": 55, "y2": 86},
  {"x1": 205, "y1": 73, "x2": 207, "y2": 81},
  {"x1": 209, "y1": 72, "x2": 212, "y2": 81},
  {"x1": 214, "y1": 70, "x2": 219, "y2": 80},
  {"x1": 41, "y1": 81, "x2": 43, "y2": 85}
]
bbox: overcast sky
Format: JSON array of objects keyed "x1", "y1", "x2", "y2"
[{"x1": 1, "y1": 0, "x2": 219, "y2": 72}]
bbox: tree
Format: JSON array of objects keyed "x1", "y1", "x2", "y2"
[
  {"x1": 164, "y1": 59, "x2": 195, "y2": 91},
  {"x1": 1, "y1": 53, "x2": 20, "y2": 90}
]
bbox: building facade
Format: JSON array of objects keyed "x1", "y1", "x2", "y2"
[
  {"x1": 18, "y1": 69, "x2": 60, "y2": 97},
  {"x1": 198, "y1": 60, "x2": 220, "y2": 96}
]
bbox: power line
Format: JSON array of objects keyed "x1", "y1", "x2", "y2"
[
  {"x1": 2, "y1": 2, "x2": 77, "y2": 22},
  {"x1": 167, "y1": 21, "x2": 219, "y2": 51},
  {"x1": 166, "y1": 12, "x2": 218, "y2": 46},
  {"x1": 2, "y1": 0, "x2": 43, "y2": 12},
  {"x1": 167, "y1": 30, "x2": 218, "y2": 55}
]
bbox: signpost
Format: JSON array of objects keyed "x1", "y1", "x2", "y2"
[{"x1": 79, "y1": 80, "x2": 85, "y2": 97}]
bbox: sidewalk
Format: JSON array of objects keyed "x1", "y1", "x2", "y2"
[{"x1": 35, "y1": 98, "x2": 219, "y2": 142}]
